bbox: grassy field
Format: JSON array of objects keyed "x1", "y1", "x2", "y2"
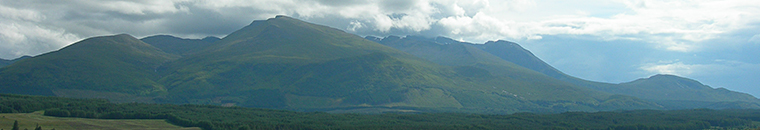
[{"x1": 0, "y1": 111, "x2": 200, "y2": 130}]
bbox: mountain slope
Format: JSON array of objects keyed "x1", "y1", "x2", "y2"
[
  {"x1": 140, "y1": 35, "x2": 220, "y2": 55},
  {"x1": 152, "y1": 16, "x2": 662, "y2": 113},
  {"x1": 0, "y1": 34, "x2": 179, "y2": 96},
  {"x1": 156, "y1": 16, "x2": 464, "y2": 111},
  {"x1": 368, "y1": 35, "x2": 661, "y2": 111},
  {"x1": 615, "y1": 74, "x2": 755, "y2": 101},
  {"x1": 614, "y1": 74, "x2": 760, "y2": 109},
  {"x1": 473, "y1": 40, "x2": 758, "y2": 106},
  {"x1": 377, "y1": 35, "x2": 759, "y2": 109}
]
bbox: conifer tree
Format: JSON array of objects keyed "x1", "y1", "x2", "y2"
[{"x1": 12, "y1": 120, "x2": 19, "y2": 130}]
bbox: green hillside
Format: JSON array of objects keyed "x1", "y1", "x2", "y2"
[
  {"x1": 154, "y1": 16, "x2": 459, "y2": 110},
  {"x1": 375, "y1": 35, "x2": 760, "y2": 109},
  {"x1": 613, "y1": 74, "x2": 760, "y2": 109},
  {"x1": 475, "y1": 40, "x2": 759, "y2": 108},
  {"x1": 0, "y1": 34, "x2": 179, "y2": 97},
  {"x1": 614, "y1": 74, "x2": 756, "y2": 101},
  {"x1": 369, "y1": 35, "x2": 661, "y2": 111},
  {"x1": 373, "y1": 36, "x2": 601, "y2": 100}
]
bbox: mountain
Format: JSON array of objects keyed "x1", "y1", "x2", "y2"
[
  {"x1": 154, "y1": 16, "x2": 664, "y2": 113},
  {"x1": 154, "y1": 15, "x2": 463, "y2": 110},
  {"x1": 0, "y1": 34, "x2": 179, "y2": 100},
  {"x1": 371, "y1": 35, "x2": 760, "y2": 109},
  {"x1": 614, "y1": 74, "x2": 756, "y2": 101},
  {"x1": 366, "y1": 35, "x2": 661, "y2": 111},
  {"x1": 0, "y1": 56, "x2": 31, "y2": 68},
  {"x1": 1, "y1": 15, "x2": 752, "y2": 113},
  {"x1": 613, "y1": 74, "x2": 760, "y2": 109},
  {"x1": 140, "y1": 35, "x2": 220, "y2": 55}
]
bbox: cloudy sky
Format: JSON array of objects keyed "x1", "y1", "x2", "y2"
[{"x1": 1, "y1": 0, "x2": 759, "y2": 96}]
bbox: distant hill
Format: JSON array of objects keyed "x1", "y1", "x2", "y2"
[
  {"x1": 0, "y1": 56, "x2": 31, "y2": 68},
  {"x1": 368, "y1": 35, "x2": 760, "y2": 109},
  {"x1": 0, "y1": 34, "x2": 179, "y2": 97},
  {"x1": 613, "y1": 74, "x2": 760, "y2": 109},
  {"x1": 140, "y1": 35, "x2": 220, "y2": 56},
  {"x1": 0, "y1": 59, "x2": 7, "y2": 68}
]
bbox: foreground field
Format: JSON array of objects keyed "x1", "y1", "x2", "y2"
[
  {"x1": 0, "y1": 111, "x2": 200, "y2": 130},
  {"x1": 3, "y1": 94, "x2": 760, "y2": 130}
]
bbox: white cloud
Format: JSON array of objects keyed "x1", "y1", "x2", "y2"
[
  {"x1": 0, "y1": 22, "x2": 80, "y2": 59},
  {"x1": 93, "y1": 0, "x2": 191, "y2": 15},
  {"x1": 0, "y1": 4, "x2": 45, "y2": 22},
  {"x1": 640, "y1": 59, "x2": 760, "y2": 77},
  {"x1": 373, "y1": 14, "x2": 394, "y2": 32},
  {"x1": 347, "y1": 20, "x2": 364, "y2": 32},
  {"x1": 640, "y1": 60, "x2": 696, "y2": 76},
  {"x1": 0, "y1": 4, "x2": 80, "y2": 59}
]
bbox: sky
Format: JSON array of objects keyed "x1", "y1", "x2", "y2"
[{"x1": 0, "y1": 0, "x2": 759, "y2": 97}]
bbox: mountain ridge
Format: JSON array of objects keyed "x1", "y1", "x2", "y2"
[
  {"x1": 366, "y1": 35, "x2": 759, "y2": 109},
  {"x1": 0, "y1": 34, "x2": 179, "y2": 97},
  {"x1": 0, "y1": 56, "x2": 31, "y2": 68},
  {"x1": 0, "y1": 16, "x2": 755, "y2": 113}
]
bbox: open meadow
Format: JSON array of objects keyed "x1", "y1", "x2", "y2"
[{"x1": 0, "y1": 111, "x2": 199, "y2": 130}]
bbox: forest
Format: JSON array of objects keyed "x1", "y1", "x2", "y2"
[{"x1": 1, "y1": 93, "x2": 759, "y2": 130}]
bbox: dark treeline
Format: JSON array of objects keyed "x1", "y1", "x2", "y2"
[{"x1": 2, "y1": 94, "x2": 760, "y2": 130}]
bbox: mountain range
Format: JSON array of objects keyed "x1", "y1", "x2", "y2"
[
  {"x1": 0, "y1": 16, "x2": 757, "y2": 113},
  {"x1": 366, "y1": 36, "x2": 760, "y2": 110}
]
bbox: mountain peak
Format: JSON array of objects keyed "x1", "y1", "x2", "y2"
[
  {"x1": 649, "y1": 74, "x2": 683, "y2": 79},
  {"x1": 61, "y1": 34, "x2": 143, "y2": 50},
  {"x1": 627, "y1": 74, "x2": 711, "y2": 90},
  {"x1": 275, "y1": 15, "x2": 290, "y2": 19},
  {"x1": 201, "y1": 36, "x2": 221, "y2": 42},
  {"x1": 644, "y1": 74, "x2": 695, "y2": 82},
  {"x1": 485, "y1": 40, "x2": 520, "y2": 47},
  {"x1": 186, "y1": 15, "x2": 417, "y2": 64},
  {"x1": 112, "y1": 33, "x2": 133, "y2": 38}
]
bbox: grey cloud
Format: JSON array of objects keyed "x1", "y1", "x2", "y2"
[
  {"x1": 158, "y1": 4, "x2": 251, "y2": 37},
  {"x1": 315, "y1": 0, "x2": 370, "y2": 6},
  {"x1": 379, "y1": 0, "x2": 420, "y2": 12}
]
